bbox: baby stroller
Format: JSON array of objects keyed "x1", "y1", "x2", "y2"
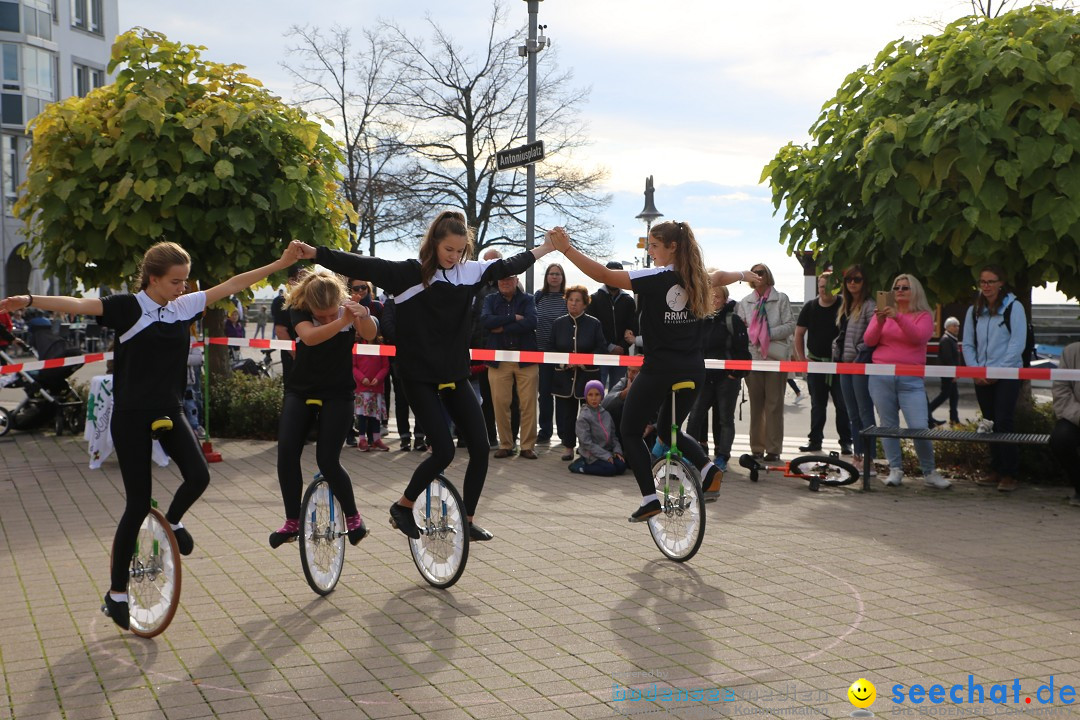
[{"x1": 0, "y1": 312, "x2": 86, "y2": 437}]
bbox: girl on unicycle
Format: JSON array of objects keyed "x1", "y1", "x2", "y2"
[
  {"x1": 268, "y1": 270, "x2": 379, "y2": 549},
  {"x1": 550, "y1": 223, "x2": 756, "y2": 520},
  {"x1": 293, "y1": 211, "x2": 556, "y2": 543},
  {"x1": 0, "y1": 241, "x2": 303, "y2": 630}
]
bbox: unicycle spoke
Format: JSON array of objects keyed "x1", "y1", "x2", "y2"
[
  {"x1": 408, "y1": 475, "x2": 468, "y2": 588},
  {"x1": 126, "y1": 507, "x2": 181, "y2": 638},
  {"x1": 648, "y1": 457, "x2": 706, "y2": 562},
  {"x1": 300, "y1": 478, "x2": 346, "y2": 595}
]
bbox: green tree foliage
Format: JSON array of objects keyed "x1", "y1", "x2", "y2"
[
  {"x1": 762, "y1": 5, "x2": 1080, "y2": 302},
  {"x1": 15, "y1": 29, "x2": 354, "y2": 295}
]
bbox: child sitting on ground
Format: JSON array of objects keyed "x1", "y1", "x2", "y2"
[{"x1": 570, "y1": 380, "x2": 626, "y2": 476}]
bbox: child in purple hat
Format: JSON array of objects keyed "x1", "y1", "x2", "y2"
[{"x1": 569, "y1": 380, "x2": 626, "y2": 476}]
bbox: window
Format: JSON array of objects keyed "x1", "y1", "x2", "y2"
[
  {"x1": 1, "y1": 134, "x2": 15, "y2": 215},
  {"x1": 20, "y1": 45, "x2": 53, "y2": 122},
  {"x1": 73, "y1": 62, "x2": 102, "y2": 96},
  {"x1": 22, "y1": 1, "x2": 53, "y2": 41},
  {"x1": 0, "y1": 1, "x2": 18, "y2": 32},
  {"x1": 69, "y1": 0, "x2": 99, "y2": 34}
]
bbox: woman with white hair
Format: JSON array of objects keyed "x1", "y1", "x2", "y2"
[
  {"x1": 864, "y1": 273, "x2": 950, "y2": 489},
  {"x1": 928, "y1": 316, "x2": 962, "y2": 426}
]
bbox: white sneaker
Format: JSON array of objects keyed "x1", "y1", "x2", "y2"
[
  {"x1": 881, "y1": 468, "x2": 903, "y2": 487},
  {"x1": 923, "y1": 472, "x2": 951, "y2": 489}
]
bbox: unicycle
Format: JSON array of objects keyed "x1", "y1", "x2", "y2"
[
  {"x1": 739, "y1": 452, "x2": 859, "y2": 492},
  {"x1": 102, "y1": 417, "x2": 182, "y2": 637},
  {"x1": 296, "y1": 399, "x2": 347, "y2": 595},
  {"x1": 396, "y1": 383, "x2": 470, "y2": 588},
  {"x1": 647, "y1": 381, "x2": 706, "y2": 562}
]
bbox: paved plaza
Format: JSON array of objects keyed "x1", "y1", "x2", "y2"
[{"x1": 2, "y1": 379, "x2": 1079, "y2": 720}]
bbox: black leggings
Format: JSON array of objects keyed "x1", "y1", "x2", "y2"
[
  {"x1": 620, "y1": 368, "x2": 708, "y2": 497},
  {"x1": 110, "y1": 406, "x2": 210, "y2": 592},
  {"x1": 401, "y1": 378, "x2": 489, "y2": 516},
  {"x1": 277, "y1": 394, "x2": 359, "y2": 520}
]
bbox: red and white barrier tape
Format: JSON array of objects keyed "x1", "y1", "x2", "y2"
[{"x1": 4, "y1": 336, "x2": 1080, "y2": 382}]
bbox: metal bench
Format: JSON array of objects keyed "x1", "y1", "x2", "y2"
[{"x1": 858, "y1": 426, "x2": 1052, "y2": 490}]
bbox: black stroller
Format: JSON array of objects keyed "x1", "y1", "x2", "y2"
[{"x1": 0, "y1": 314, "x2": 86, "y2": 436}]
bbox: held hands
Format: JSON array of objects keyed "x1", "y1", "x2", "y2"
[
  {"x1": 0, "y1": 295, "x2": 29, "y2": 313},
  {"x1": 289, "y1": 240, "x2": 317, "y2": 261},
  {"x1": 343, "y1": 300, "x2": 369, "y2": 319},
  {"x1": 547, "y1": 226, "x2": 571, "y2": 253},
  {"x1": 875, "y1": 306, "x2": 896, "y2": 321}
]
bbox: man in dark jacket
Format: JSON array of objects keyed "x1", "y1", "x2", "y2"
[
  {"x1": 482, "y1": 275, "x2": 539, "y2": 459},
  {"x1": 928, "y1": 316, "x2": 962, "y2": 426},
  {"x1": 587, "y1": 261, "x2": 638, "y2": 390}
]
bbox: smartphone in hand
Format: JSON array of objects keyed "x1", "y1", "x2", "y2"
[{"x1": 876, "y1": 290, "x2": 895, "y2": 311}]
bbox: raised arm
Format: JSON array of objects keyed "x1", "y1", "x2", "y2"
[
  {"x1": 548, "y1": 227, "x2": 632, "y2": 290},
  {"x1": 204, "y1": 242, "x2": 303, "y2": 306},
  {"x1": 0, "y1": 294, "x2": 102, "y2": 316},
  {"x1": 711, "y1": 269, "x2": 761, "y2": 286}
]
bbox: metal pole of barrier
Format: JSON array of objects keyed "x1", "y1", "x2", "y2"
[{"x1": 201, "y1": 326, "x2": 222, "y2": 462}]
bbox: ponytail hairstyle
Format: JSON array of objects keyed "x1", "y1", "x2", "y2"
[
  {"x1": 974, "y1": 264, "x2": 1009, "y2": 317},
  {"x1": 837, "y1": 264, "x2": 868, "y2": 325},
  {"x1": 418, "y1": 210, "x2": 475, "y2": 287},
  {"x1": 650, "y1": 220, "x2": 711, "y2": 319},
  {"x1": 137, "y1": 241, "x2": 191, "y2": 290},
  {"x1": 284, "y1": 269, "x2": 347, "y2": 314}
]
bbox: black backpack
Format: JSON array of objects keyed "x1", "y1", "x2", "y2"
[
  {"x1": 971, "y1": 299, "x2": 1036, "y2": 368},
  {"x1": 724, "y1": 312, "x2": 752, "y2": 377}
]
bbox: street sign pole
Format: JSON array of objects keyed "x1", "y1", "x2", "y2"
[{"x1": 525, "y1": 0, "x2": 540, "y2": 292}]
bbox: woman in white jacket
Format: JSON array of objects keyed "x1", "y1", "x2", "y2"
[{"x1": 736, "y1": 263, "x2": 796, "y2": 460}]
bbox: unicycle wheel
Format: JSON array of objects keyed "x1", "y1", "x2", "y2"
[
  {"x1": 790, "y1": 455, "x2": 860, "y2": 489},
  {"x1": 408, "y1": 474, "x2": 469, "y2": 588},
  {"x1": 299, "y1": 476, "x2": 346, "y2": 595},
  {"x1": 647, "y1": 457, "x2": 706, "y2": 562},
  {"x1": 123, "y1": 507, "x2": 182, "y2": 638}
]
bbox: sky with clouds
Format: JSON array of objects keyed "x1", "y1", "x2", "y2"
[{"x1": 119, "y1": 0, "x2": 1065, "y2": 302}]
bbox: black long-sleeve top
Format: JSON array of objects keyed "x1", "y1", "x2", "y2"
[{"x1": 315, "y1": 247, "x2": 536, "y2": 384}]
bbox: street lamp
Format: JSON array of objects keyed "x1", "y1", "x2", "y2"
[{"x1": 635, "y1": 175, "x2": 663, "y2": 268}]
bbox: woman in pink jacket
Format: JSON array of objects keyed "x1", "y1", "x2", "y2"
[
  {"x1": 864, "y1": 274, "x2": 950, "y2": 490},
  {"x1": 353, "y1": 340, "x2": 391, "y2": 451}
]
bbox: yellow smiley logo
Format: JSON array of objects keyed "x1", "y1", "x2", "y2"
[{"x1": 848, "y1": 678, "x2": 876, "y2": 709}]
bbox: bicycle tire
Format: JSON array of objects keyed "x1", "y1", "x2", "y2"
[
  {"x1": 647, "y1": 456, "x2": 706, "y2": 562},
  {"x1": 408, "y1": 474, "x2": 469, "y2": 588},
  {"x1": 126, "y1": 507, "x2": 182, "y2": 638},
  {"x1": 0, "y1": 407, "x2": 9, "y2": 436},
  {"x1": 789, "y1": 455, "x2": 860, "y2": 489},
  {"x1": 299, "y1": 476, "x2": 346, "y2": 596}
]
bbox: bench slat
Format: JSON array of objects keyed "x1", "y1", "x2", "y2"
[{"x1": 858, "y1": 426, "x2": 1050, "y2": 490}]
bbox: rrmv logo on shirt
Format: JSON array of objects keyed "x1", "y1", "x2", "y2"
[{"x1": 664, "y1": 284, "x2": 694, "y2": 323}]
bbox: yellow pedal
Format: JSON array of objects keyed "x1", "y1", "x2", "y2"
[
  {"x1": 672, "y1": 381, "x2": 696, "y2": 392},
  {"x1": 305, "y1": 399, "x2": 323, "y2": 407},
  {"x1": 437, "y1": 383, "x2": 456, "y2": 391}
]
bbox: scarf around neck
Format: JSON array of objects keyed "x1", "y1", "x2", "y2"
[{"x1": 749, "y1": 287, "x2": 772, "y2": 358}]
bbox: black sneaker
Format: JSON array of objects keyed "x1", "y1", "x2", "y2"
[
  {"x1": 102, "y1": 593, "x2": 129, "y2": 630},
  {"x1": 413, "y1": 438, "x2": 428, "y2": 452},
  {"x1": 172, "y1": 526, "x2": 194, "y2": 556},
  {"x1": 841, "y1": 443, "x2": 853, "y2": 456},
  {"x1": 469, "y1": 523, "x2": 493, "y2": 541},
  {"x1": 269, "y1": 529, "x2": 299, "y2": 549},
  {"x1": 389, "y1": 502, "x2": 421, "y2": 539},
  {"x1": 798, "y1": 444, "x2": 822, "y2": 453},
  {"x1": 703, "y1": 465, "x2": 723, "y2": 503},
  {"x1": 345, "y1": 436, "x2": 357, "y2": 448},
  {"x1": 764, "y1": 453, "x2": 782, "y2": 462},
  {"x1": 629, "y1": 499, "x2": 662, "y2": 523},
  {"x1": 347, "y1": 520, "x2": 369, "y2": 545},
  {"x1": 399, "y1": 436, "x2": 411, "y2": 451}
]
